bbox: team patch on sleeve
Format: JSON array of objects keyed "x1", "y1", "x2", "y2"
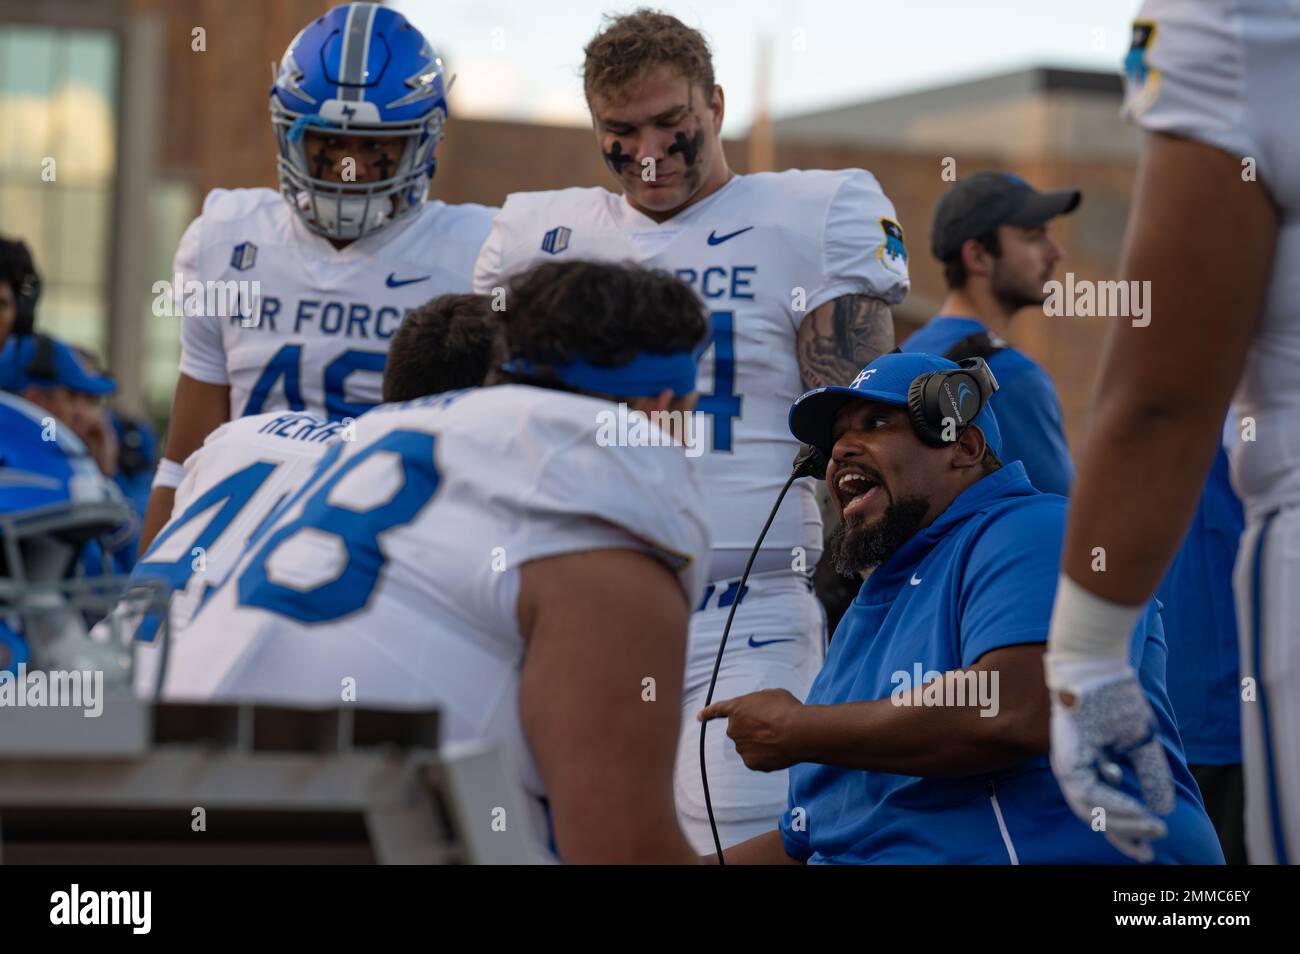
[
  {"x1": 1122, "y1": 20, "x2": 1161, "y2": 119},
  {"x1": 877, "y1": 218, "x2": 908, "y2": 279},
  {"x1": 541, "y1": 225, "x2": 572, "y2": 255}
]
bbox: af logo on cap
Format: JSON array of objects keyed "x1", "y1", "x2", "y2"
[{"x1": 850, "y1": 367, "x2": 877, "y2": 389}]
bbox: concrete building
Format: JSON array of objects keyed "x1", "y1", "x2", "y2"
[{"x1": 774, "y1": 66, "x2": 1140, "y2": 162}]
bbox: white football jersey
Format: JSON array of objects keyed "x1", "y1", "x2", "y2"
[
  {"x1": 175, "y1": 187, "x2": 495, "y2": 422},
  {"x1": 473, "y1": 170, "x2": 910, "y2": 579},
  {"x1": 130, "y1": 410, "x2": 346, "y2": 695},
  {"x1": 1124, "y1": 0, "x2": 1300, "y2": 516},
  {"x1": 157, "y1": 386, "x2": 711, "y2": 857}
]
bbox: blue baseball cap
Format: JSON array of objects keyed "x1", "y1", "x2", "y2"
[
  {"x1": 0, "y1": 334, "x2": 116, "y2": 397},
  {"x1": 789, "y1": 352, "x2": 1002, "y2": 457}
]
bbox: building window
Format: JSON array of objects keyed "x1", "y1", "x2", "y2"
[{"x1": 0, "y1": 24, "x2": 119, "y2": 355}]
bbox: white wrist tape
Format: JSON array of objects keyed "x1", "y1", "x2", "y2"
[
  {"x1": 151, "y1": 457, "x2": 186, "y2": 490},
  {"x1": 1044, "y1": 574, "x2": 1141, "y2": 689}
]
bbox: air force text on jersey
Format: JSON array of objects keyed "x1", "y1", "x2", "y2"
[
  {"x1": 670, "y1": 264, "x2": 756, "y2": 302},
  {"x1": 160, "y1": 288, "x2": 412, "y2": 342},
  {"x1": 233, "y1": 295, "x2": 408, "y2": 341},
  {"x1": 153, "y1": 275, "x2": 411, "y2": 342}
]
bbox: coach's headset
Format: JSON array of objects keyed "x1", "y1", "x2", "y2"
[
  {"x1": 701, "y1": 354, "x2": 999, "y2": 862},
  {"x1": 2, "y1": 237, "x2": 42, "y2": 338},
  {"x1": 2, "y1": 240, "x2": 45, "y2": 392},
  {"x1": 26, "y1": 333, "x2": 58, "y2": 382}
]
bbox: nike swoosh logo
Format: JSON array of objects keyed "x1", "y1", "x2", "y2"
[
  {"x1": 747, "y1": 635, "x2": 797, "y2": 648},
  {"x1": 910, "y1": 574, "x2": 923, "y2": 586},
  {"x1": 386, "y1": 273, "x2": 430, "y2": 288},
  {"x1": 707, "y1": 226, "x2": 753, "y2": 246}
]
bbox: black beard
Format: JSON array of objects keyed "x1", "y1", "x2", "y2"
[
  {"x1": 990, "y1": 260, "x2": 1046, "y2": 313},
  {"x1": 828, "y1": 494, "x2": 930, "y2": 576}
]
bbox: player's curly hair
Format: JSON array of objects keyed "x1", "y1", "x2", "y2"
[
  {"x1": 382, "y1": 293, "x2": 501, "y2": 402},
  {"x1": 583, "y1": 8, "x2": 715, "y2": 104},
  {"x1": 495, "y1": 259, "x2": 707, "y2": 384}
]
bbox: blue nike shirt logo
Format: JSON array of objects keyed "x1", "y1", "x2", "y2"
[
  {"x1": 386, "y1": 273, "x2": 430, "y2": 288},
  {"x1": 748, "y1": 635, "x2": 797, "y2": 648},
  {"x1": 707, "y1": 227, "x2": 753, "y2": 246}
]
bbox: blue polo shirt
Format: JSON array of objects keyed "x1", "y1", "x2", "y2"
[
  {"x1": 779, "y1": 462, "x2": 1223, "y2": 864},
  {"x1": 1156, "y1": 446, "x2": 1244, "y2": 765},
  {"x1": 902, "y1": 316, "x2": 1073, "y2": 496}
]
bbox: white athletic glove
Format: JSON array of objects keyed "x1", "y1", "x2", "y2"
[
  {"x1": 1045, "y1": 653, "x2": 1175, "y2": 862},
  {"x1": 1045, "y1": 574, "x2": 1176, "y2": 863}
]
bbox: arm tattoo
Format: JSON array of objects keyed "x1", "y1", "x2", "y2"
[{"x1": 797, "y1": 294, "x2": 895, "y2": 390}]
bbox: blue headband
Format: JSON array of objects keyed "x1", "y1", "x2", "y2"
[
  {"x1": 503, "y1": 349, "x2": 699, "y2": 398},
  {"x1": 286, "y1": 113, "x2": 341, "y2": 144}
]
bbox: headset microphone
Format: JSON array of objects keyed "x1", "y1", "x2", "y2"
[
  {"x1": 700, "y1": 442, "x2": 826, "y2": 863},
  {"x1": 792, "y1": 443, "x2": 829, "y2": 481}
]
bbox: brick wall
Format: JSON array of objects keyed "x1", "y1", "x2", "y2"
[{"x1": 140, "y1": 1, "x2": 1137, "y2": 447}]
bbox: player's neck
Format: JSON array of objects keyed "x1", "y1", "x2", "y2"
[
  {"x1": 628, "y1": 164, "x2": 735, "y2": 223},
  {"x1": 938, "y1": 289, "x2": 1014, "y2": 336}
]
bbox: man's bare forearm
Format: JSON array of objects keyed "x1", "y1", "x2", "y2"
[
  {"x1": 792, "y1": 672, "x2": 1042, "y2": 777},
  {"x1": 1060, "y1": 133, "x2": 1278, "y2": 602},
  {"x1": 706, "y1": 829, "x2": 803, "y2": 865},
  {"x1": 138, "y1": 373, "x2": 230, "y2": 554},
  {"x1": 138, "y1": 486, "x2": 177, "y2": 556}
]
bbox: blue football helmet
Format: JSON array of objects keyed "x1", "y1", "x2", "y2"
[
  {"x1": 0, "y1": 392, "x2": 166, "y2": 682},
  {"x1": 270, "y1": 2, "x2": 450, "y2": 241}
]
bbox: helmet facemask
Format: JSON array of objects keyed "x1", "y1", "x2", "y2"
[
  {"x1": 1, "y1": 505, "x2": 169, "y2": 689},
  {"x1": 268, "y1": 6, "x2": 451, "y2": 243},
  {"x1": 270, "y1": 101, "x2": 445, "y2": 243}
]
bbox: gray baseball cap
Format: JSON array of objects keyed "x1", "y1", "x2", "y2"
[{"x1": 931, "y1": 171, "x2": 1081, "y2": 261}]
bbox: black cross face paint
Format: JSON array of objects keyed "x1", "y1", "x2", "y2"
[
  {"x1": 667, "y1": 126, "x2": 706, "y2": 194},
  {"x1": 311, "y1": 145, "x2": 331, "y2": 179},
  {"x1": 667, "y1": 128, "x2": 703, "y2": 168},
  {"x1": 602, "y1": 139, "x2": 634, "y2": 175},
  {"x1": 374, "y1": 150, "x2": 395, "y2": 180}
]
